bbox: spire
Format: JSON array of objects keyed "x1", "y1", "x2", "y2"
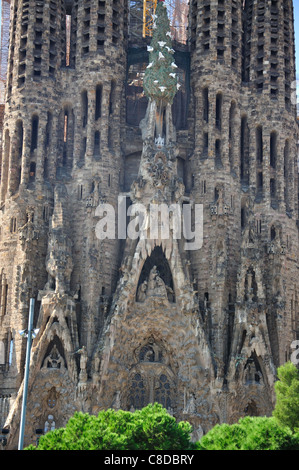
[{"x1": 143, "y1": 1, "x2": 179, "y2": 107}]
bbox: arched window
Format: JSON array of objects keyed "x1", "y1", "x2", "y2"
[
  {"x1": 128, "y1": 335, "x2": 174, "y2": 411},
  {"x1": 270, "y1": 132, "x2": 277, "y2": 169},
  {"x1": 94, "y1": 131, "x2": 101, "y2": 160},
  {"x1": 81, "y1": 90, "x2": 88, "y2": 128},
  {"x1": 41, "y1": 336, "x2": 67, "y2": 370},
  {"x1": 284, "y1": 139, "x2": 292, "y2": 214},
  {"x1": 240, "y1": 116, "x2": 249, "y2": 184},
  {"x1": 270, "y1": 178, "x2": 277, "y2": 207},
  {"x1": 30, "y1": 115, "x2": 39, "y2": 154},
  {"x1": 16, "y1": 120, "x2": 24, "y2": 159},
  {"x1": 95, "y1": 84, "x2": 102, "y2": 120},
  {"x1": 137, "y1": 246, "x2": 175, "y2": 303},
  {"x1": 45, "y1": 111, "x2": 53, "y2": 150},
  {"x1": 229, "y1": 101, "x2": 237, "y2": 170},
  {"x1": 244, "y1": 352, "x2": 263, "y2": 385},
  {"x1": 128, "y1": 368, "x2": 174, "y2": 411},
  {"x1": 215, "y1": 139, "x2": 222, "y2": 166},
  {"x1": 257, "y1": 171, "x2": 263, "y2": 198},
  {"x1": 60, "y1": 106, "x2": 74, "y2": 169},
  {"x1": 0, "y1": 270, "x2": 8, "y2": 317},
  {"x1": 203, "y1": 132, "x2": 209, "y2": 158},
  {"x1": 10, "y1": 217, "x2": 17, "y2": 233},
  {"x1": 109, "y1": 81, "x2": 116, "y2": 115},
  {"x1": 29, "y1": 162, "x2": 36, "y2": 183},
  {"x1": 11, "y1": 120, "x2": 23, "y2": 193},
  {"x1": 128, "y1": 373, "x2": 146, "y2": 410},
  {"x1": 270, "y1": 225, "x2": 276, "y2": 241},
  {"x1": 256, "y1": 126, "x2": 263, "y2": 163},
  {"x1": 155, "y1": 374, "x2": 172, "y2": 409},
  {"x1": 203, "y1": 88, "x2": 209, "y2": 123},
  {"x1": 215, "y1": 93, "x2": 222, "y2": 130}
]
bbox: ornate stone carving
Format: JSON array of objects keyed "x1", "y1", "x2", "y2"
[{"x1": 42, "y1": 345, "x2": 65, "y2": 370}]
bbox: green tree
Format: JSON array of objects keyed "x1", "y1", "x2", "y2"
[
  {"x1": 197, "y1": 416, "x2": 299, "y2": 451},
  {"x1": 26, "y1": 403, "x2": 196, "y2": 451},
  {"x1": 273, "y1": 361, "x2": 299, "y2": 432},
  {"x1": 143, "y1": 0, "x2": 178, "y2": 106}
]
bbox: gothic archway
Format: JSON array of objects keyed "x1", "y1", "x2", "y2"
[
  {"x1": 41, "y1": 336, "x2": 67, "y2": 370},
  {"x1": 136, "y1": 246, "x2": 175, "y2": 302}
]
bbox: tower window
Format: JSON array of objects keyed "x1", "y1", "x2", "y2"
[
  {"x1": 10, "y1": 217, "x2": 17, "y2": 233},
  {"x1": 257, "y1": 171, "x2": 263, "y2": 195},
  {"x1": 30, "y1": 115, "x2": 39, "y2": 153},
  {"x1": 256, "y1": 126, "x2": 263, "y2": 163},
  {"x1": 240, "y1": 116, "x2": 249, "y2": 184},
  {"x1": 215, "y1": 139, "x2": 221, "y2": 165},
  {"x1": 216, "y1": 93, "x2": 222, "y2": 130},
  {"x1": 29, "y1": 162, "x2": 36, "y2": 182},
  {"x1": 203, "y1": 132, "x2": 209, "y2": 158},
  {"x1": 94, "y1": 131, "x2": 101, "y2": 159},
  {"x1": 95, "y1": 85, "x2": 102, "y2": 120},
  {"x1": 203, "y1": 88, "x2": 209, "y2": 123},
  {"x1": 270, "y1": 132, "x2": 277, "y2": 168},
  {"x1": 109, "y1": 81, "x2": 116, "y2": 115},
  {"x1": 82, "y1": 90, "x2": 88, "y2": 127}
]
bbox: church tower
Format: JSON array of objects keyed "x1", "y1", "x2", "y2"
[{"x1": 0, "y1": 0, "x2": 298, "y2": 449}]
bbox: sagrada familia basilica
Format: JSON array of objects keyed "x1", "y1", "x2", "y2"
[{"x1": 0, "y1": 0, "x2": 298, "y2": 449}]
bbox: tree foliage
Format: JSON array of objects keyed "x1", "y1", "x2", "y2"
[
  {"x1": 273, "y1": 361, "x2": 299, "y2": 432},
  {"x1": 197, "y1": 416, "x2": 299, "y2": 451},
  {"x1": 143, "y1": 0, "x2": 178, "y2": 105},
  {"x1": 25, "y1": 363, "x2": 299, "y2": 451},
  {"x1": 26, "y1": 403, "x2": 195, "y2": 451}
]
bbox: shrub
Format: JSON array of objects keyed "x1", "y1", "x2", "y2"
[
  {"x1": 273, "y1": 361, "x2": 299, "y2": 432},
  {"x1": 197, "y1": 416, "x2": 299, "y2": 451},
  {"x1": 26, "y1": 403, "x2": 196, "y2": 451}
]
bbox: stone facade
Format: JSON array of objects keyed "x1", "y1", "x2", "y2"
[{"x1": 0, "y1": 0, "x2": 298, "y2": 449}]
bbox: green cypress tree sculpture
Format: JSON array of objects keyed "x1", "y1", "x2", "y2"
[{"x1": 143, "y1": 1, "x2": 179, "y2": 139}]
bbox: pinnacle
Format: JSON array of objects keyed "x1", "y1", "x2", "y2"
[{"x1": 143, "y1": 1, "x2": 179, "y2": 106}]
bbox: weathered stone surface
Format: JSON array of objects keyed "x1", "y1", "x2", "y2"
[{"x1": 0, "y1": 0, "x2": 298, "y2": 450}]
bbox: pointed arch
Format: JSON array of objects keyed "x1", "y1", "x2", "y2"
[
  {"x1": 41, "y1": 335, "x2": 67, "y2": 370},
  {"x1": 0, "y1": 269, "x2": 8, "y2": 318},
  {"x1": 31, "y1": 300, "x2": 80, "y2": 384},
  {"x1": 136, "y1": 245, "x2": 175, "y2": 302},
  {"x1": 243, "y1": 351, "x2": 263, "y2": 385}
]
